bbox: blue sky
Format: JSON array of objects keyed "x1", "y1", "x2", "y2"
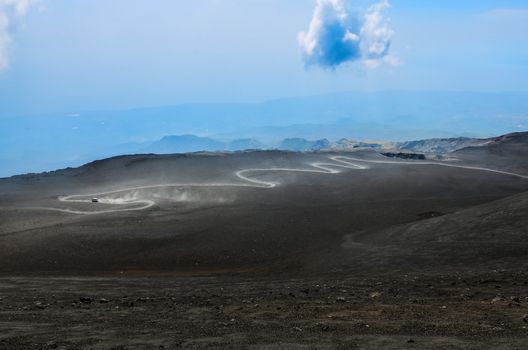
[{"x1": 0, "y1": 0, "x2": 528, "y2": 116}]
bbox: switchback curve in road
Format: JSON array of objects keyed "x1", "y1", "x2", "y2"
[{"x1": 29, "y1": 155, "x2": 528, "y2": 215}]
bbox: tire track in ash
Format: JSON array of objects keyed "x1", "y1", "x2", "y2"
[{"x1": 32, "y1": 155, "x2": 528, "y2": 215}]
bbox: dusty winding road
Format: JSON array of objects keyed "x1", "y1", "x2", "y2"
[{"x1": 35, "y1": 155, "x2": 528, "y2": 215}]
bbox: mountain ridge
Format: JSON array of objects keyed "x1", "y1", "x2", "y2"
[{"x1": 138, "y1": 132, "x2": 528, "y2": 157}]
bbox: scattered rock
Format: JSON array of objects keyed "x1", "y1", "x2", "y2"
[
  {"x1": 461, "y1": 291, "x2": 476, "y2": 299},
  {"x1": 293, "y1": 326, "x2": 303, "y2": 332},
  {"x1": 407, "y1": 338, "x2": 415, "y2": 344},
  {"x1": 336, "y1": 296, "x2": 347, "y2": 302},
  {"x1": 381, "y1": 152, "x2": 426, "y2": 160},
  {"x1": 99, "y1": 298, "x2": 110, "y2": 304},
  {"x1": 491, "y1": 296, "x2": 504, "y2": 303},
  {"x1": 510, "y1": 296, "x2": 521, "y2": 303},
  {"x1": 370, "y1": 292, "x2": 382, "y2": 299},
  {"x1": 46, "y1": 341, "x2": 58, "y2": 349},
  {"x1": 34, "y1": 301, "x2": 47, "y2": 310},
  {"x1": 79, "y1": 297, "x2": 93, "y2": 304}
]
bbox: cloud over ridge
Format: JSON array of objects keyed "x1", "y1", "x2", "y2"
[
  {"x1": 0, "y1": 0, "x2": 37, "y2": 71},
  {"x1": 298, "y1": 0, "x2": 396, "y2": 69}
]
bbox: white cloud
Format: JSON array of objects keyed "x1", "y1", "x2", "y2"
[
  {"x1": 0, "y1": 0, "x2": 37, "y2": 72},
  {"x1": 298, "y1": 0, "x2": 397, "y2": 69},
  {"x1": 3, "y1": 0, "x2": 35, "y2": 16},
  {"x1": 360, "y1": 0, "x2": 392, "y2": 59}
]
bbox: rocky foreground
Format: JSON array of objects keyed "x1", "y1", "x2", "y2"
[{"x1": 2, "y1": 269, "x2": 528, "y2": 349}]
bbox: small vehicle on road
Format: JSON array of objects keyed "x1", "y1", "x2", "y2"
[{"x1": 91, "y1": 198, "x2": 99, "y2": 203}]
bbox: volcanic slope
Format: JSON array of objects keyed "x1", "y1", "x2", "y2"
[
  {"x1": 2, "y1": 134, "x2": 528, "y2": 349},
  {"x1": 1, "y1": 139, "x2": 528, "y2": 275},
  {"x1": 453, "y1": 132, "x2": 528, "y2": 173}
]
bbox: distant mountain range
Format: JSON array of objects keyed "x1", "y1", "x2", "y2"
[
  {"x1": 143, "y1": 135, "x2": 264, "y2": 154},
  {"x1": 144, "y1": 135, "x2": 342, "y2": 154},
  {"x1": 3, "y1": 130, "x2": 527, "y2": 178},
  {"x1": 142, "y1": 134, "x2": 496, "y2": 157},
  {"x1": 393, "y1": 137, "x2": 490, "y2": 155},
  {"x1": 1, "y1": 91, "x2": 528, "y2": 176}
]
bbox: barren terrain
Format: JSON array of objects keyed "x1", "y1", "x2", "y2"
[{"x1": 1, "y1": 133, "x2": 528, "y2": 349}]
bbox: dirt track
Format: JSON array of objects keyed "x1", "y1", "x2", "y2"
[{"x1": 24, "y1": 155, "x2": 528, "y2": 216}]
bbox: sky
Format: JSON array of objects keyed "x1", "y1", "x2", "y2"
[{"x1": 0, "y1": 0, "x2": 528, "y2": 116}]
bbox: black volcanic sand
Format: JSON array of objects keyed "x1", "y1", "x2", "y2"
[{"x1": 1, "y1": 149, "x2": 528, "y2": 349}]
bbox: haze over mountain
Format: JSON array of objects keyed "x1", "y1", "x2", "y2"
[{"x1": 1, "y1": 91, "x2": 527, "y2": 177}]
